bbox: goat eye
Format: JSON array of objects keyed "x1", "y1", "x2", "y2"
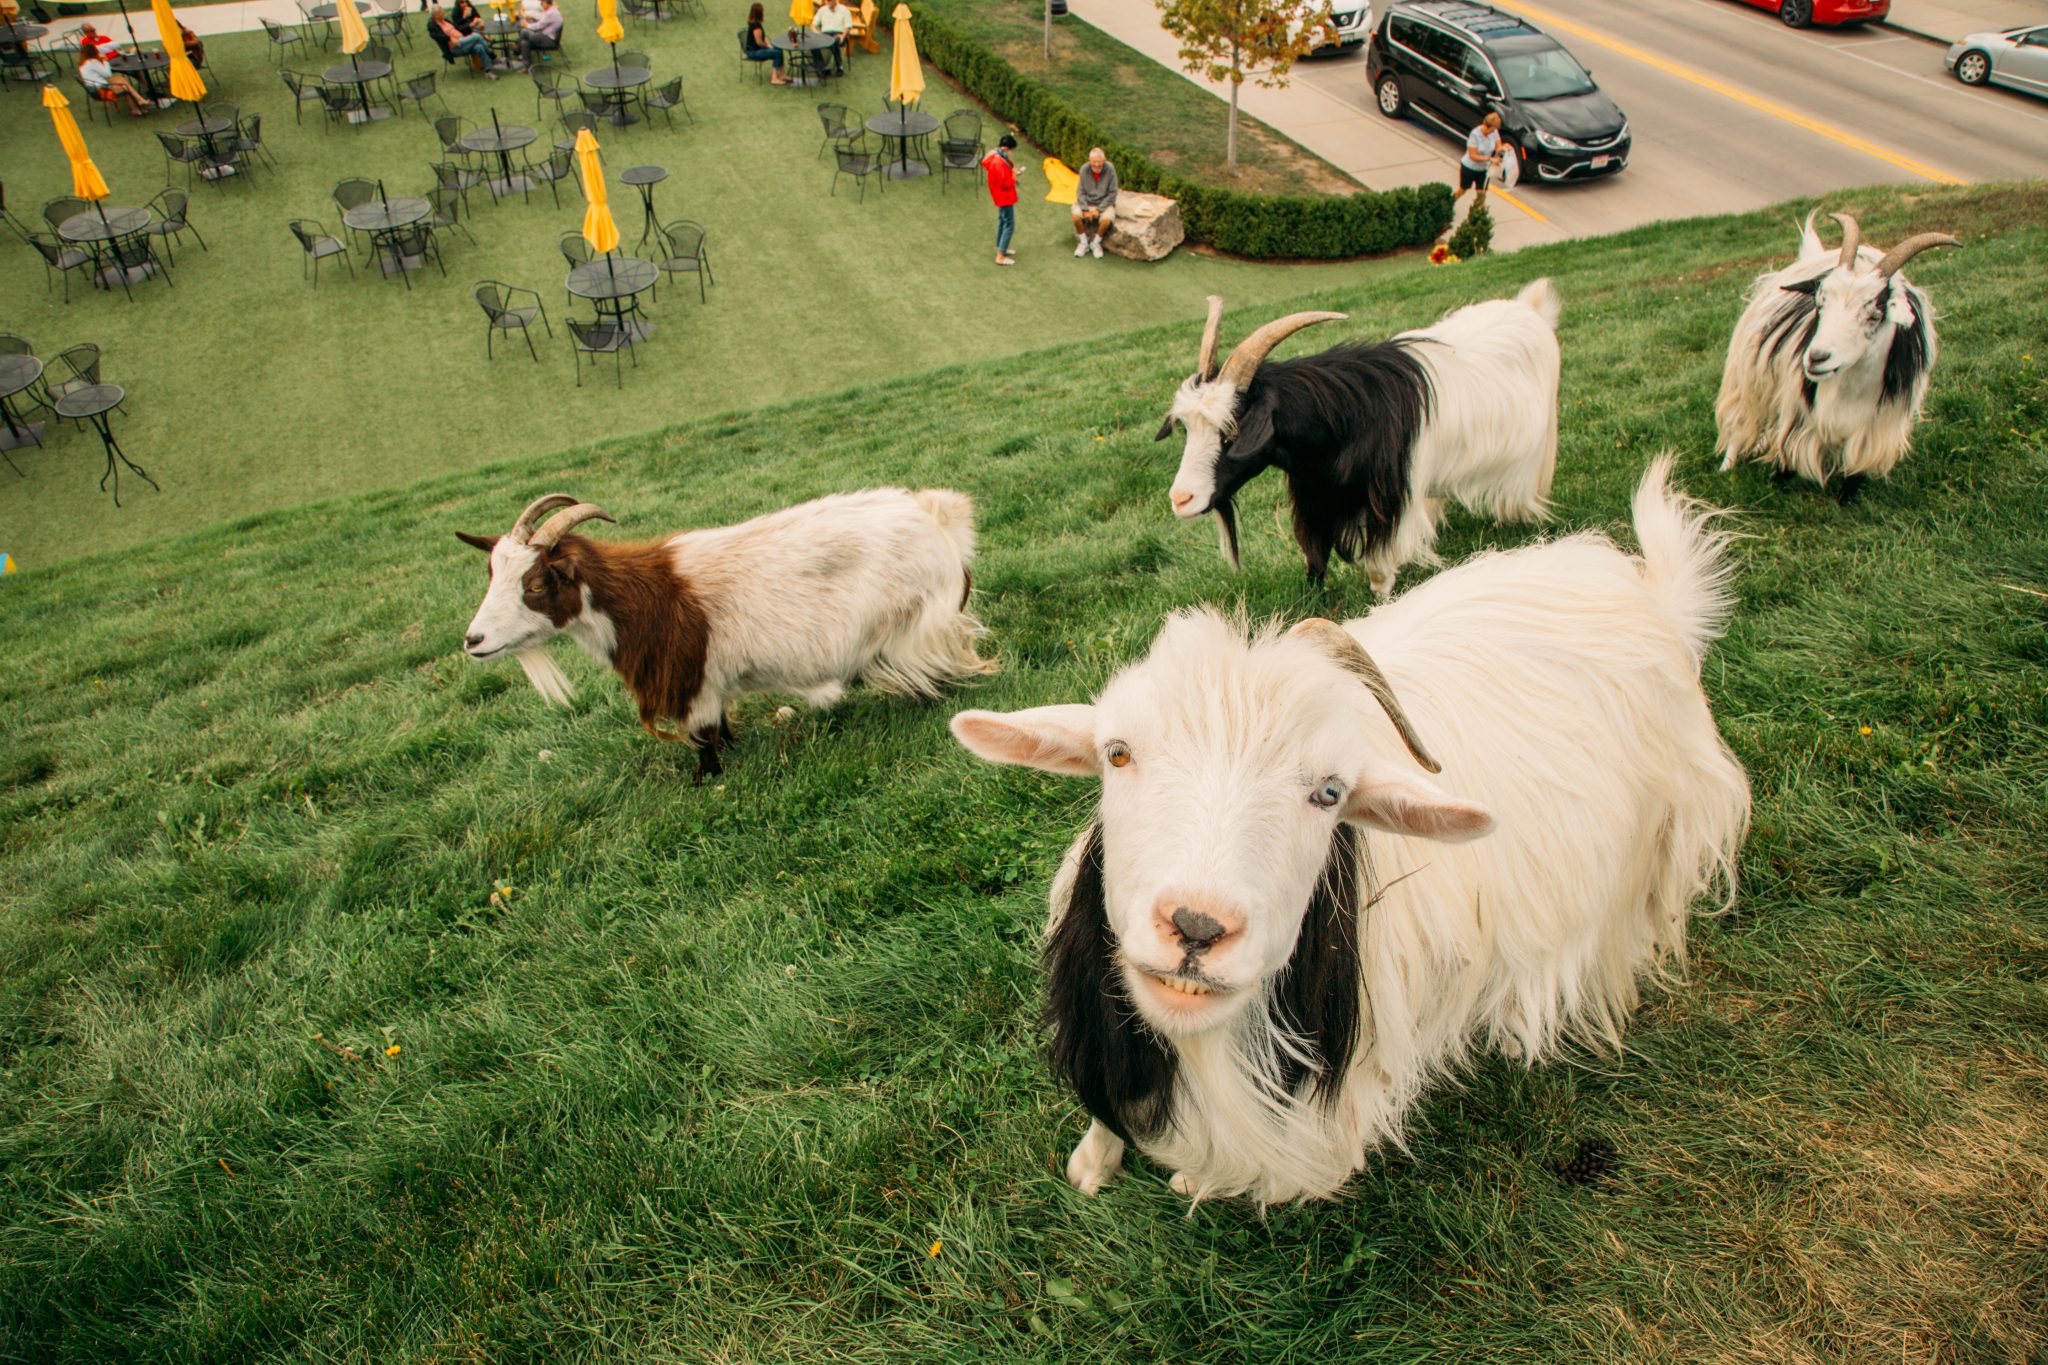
[
  {"x1": 1105, "y1": 741, "x2": 1132, "y2": 769},
  {"x1": 1309, "y1": 778, "x2": 1345, "y2": 810}
]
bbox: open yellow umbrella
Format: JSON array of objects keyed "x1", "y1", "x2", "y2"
[
  {"x1": 43, "y1": 85, "x2": 111, "y2": 205},
  {"x1": 1042, "y1": 156, "x2": 1077, "y2": 205},
  {"x1": 150, "y1": 0, "x2": 206, "y2": 103},
  {"x1": 790, "y1": 0, "x2": 813, "y2": 27},
  {"x1": 574, "y1": 128, "x2": 620, "y2": 255},
  {"x1": 888, "y1": 2, "x2": 922, "y2": 107}
]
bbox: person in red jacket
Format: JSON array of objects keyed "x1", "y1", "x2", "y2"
[{"x1": 982, "y1": 133, "x2": 1019, "y2": 267}]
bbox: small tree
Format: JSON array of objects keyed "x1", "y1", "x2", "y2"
[
  {"x1": 1155, "y1": 0, "x2": 1330, "y2": 176},
  {"x1": 1446, "y1": 199, "x2": 1494, "y2": 260}
]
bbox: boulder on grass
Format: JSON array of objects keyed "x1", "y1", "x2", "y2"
[{"x1": 1104, "y1": 192, "x2": 1184, "y2": 262}]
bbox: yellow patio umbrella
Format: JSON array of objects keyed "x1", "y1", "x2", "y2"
[
  {"x1": 790, "y1": 0, "x2": 813, "y2": 27},
  {"x1": 1042, "y1": 156, "x2": 1078, "y2": 205},
  {"x1": 888, "y1": 2, "x2": 922, "y2": 107},
  {"x1": 150, "y1": 0, "x2": 207, "y2": 104},
  {"x1": 596, "y1": 0, "x2": 623, "y2": 48},
  {"x1": 335, "y1": 0, "x2": 370, "y2": 56},
  {"x1": 574, "y1": 128, "x2": 620, "y2": 256},
  {"x1": 42, "y1": 85, "x2": 110, "y2": 206}
]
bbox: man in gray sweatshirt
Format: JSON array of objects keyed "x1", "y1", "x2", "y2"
[{"x1": 1072, "y1": 147, "x2": 1118, "y2": 259}]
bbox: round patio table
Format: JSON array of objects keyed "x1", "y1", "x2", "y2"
[
  {"x1": 482, "y1": 17, "x2": 521, "y2": 61},
  {"x1": 0, "y1": 353, "x2": 46, "y2": 464},
  {"x1": 58, "y1": 206, "x2": 151, "y2": 244},
  {"x1": 0, "y1": 22, "x2": 49, "y2": 48},
  {"x1": 583, "y1": 64, "x2": 650, "y2": 125},
  {"x1": 619, "y1": 164, "x2": 666, "y2": 250},
  {"x1": 865, "y1": 110, "x2": 938, "y2": 180},
  {"x1": 308, "y1": 1, "x2": 371, "y2": 17},
  {"x1": 174, "y1": 113, "x2": 242, "y2": 178},
  {"x1": 458, "y1": 122, "x2": 538, "y2": 197},
  {"x1": 56, "y1": 384, "x2": 157, "y2": 508},
  {"x1": 324, "y1": 59, "x2": 394, "y2": 122},
  {"x1": 111, "y1": 48, "x2": 170, "y2": 101},
  {"x1": 342, "y1": 195, "x2": 432, "y2": 275},
  {"x1": 770, "y1": 30, "x2": 835, "y2": 87},
  {"x1": 566, "y1": 256, "x2": 658, "y2": 341}
]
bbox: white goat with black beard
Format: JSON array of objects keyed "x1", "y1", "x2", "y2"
[
  {"x1": 1716, "y1": 211, "x2": 1959, "y2": 503},
  {"x1": 1158, "y1": 282, "x2": 1561, "y2": 596},
  {"x1": 952, "y1": 458, "x2": 1751, "y2": 1205}
]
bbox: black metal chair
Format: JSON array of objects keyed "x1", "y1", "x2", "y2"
[
  {"x1": 372, "y1": 3, "x2": 412, "y2": 53},
  {"x1": 375, "y1": 222, "x2": 444, "y2": 291},
  {"x1": 27, "y1": 234, "x2": 93, "y2": 303},
  {"x1": 331, "y1": 177, "x2": 377, "y2": 250},
  {"x1": 396, "y1": 68, "x2": 450, "y2": 117},
  {"x1": 433, "y1": 113, "x2": 475, "y2": 161},
  {"x1": 616, "y1": 48, "x2": 651, "y2": 68},
  {"x1": 939, "y1": 114, "x2": 983, "y2": 195},
  {"x1": 234, "y1": 113, "x2": 279, "y2": 173},
  {"x1": 280, "y1": 68, "x2": 325, "y2": 124},
  {"x1": 566, "y1": 316, "x2": 635, "y2": 389},
  {"x1": 644, "y1": 75, "x2": 689, "y2": 129},
  {"x1": 831, "y1": 133, "x2": 884, "y2": 201},
  {"x1": 153, "y1": 131, "x2": 209, "y2": 189},
  {"x1": 102, "y1": 231, "x2": 170, "y2": 303},
  {"x1": 555, "y1": 108, "x2": 598, "y2": 151},
  {"x1": 262, "y1": 16, "x2": 307, "y2": 62},
  {"x1": 815, "y1": 101, "x2": 856, "y2": 156},
  {"x1": 654, "y1": 219, "x2": 714, "y2": 303},
  {"x1": 425, "y1": 186, "x2": 477, "y2": 245},
  {"x1": 524, "y1": 145, "x2": 576, "y2": 209},
  {"x1": 475, "y1": 280, "x2": 551, "y2": 361},
  {"x1": 289, "y1": 219, "x2": 354, "y2": 286},
  {"x1": 430, "y1": 160, "x2": 487, "y2": 216},
  {"x1": 42, "y1": 197, "x2": 88, "y2": 235},
  {"x1": 72, "y1": 70, "x2": 113, "y2": 126},
  {"x1": 144, "y1": 188, "x2": 207, "y2": 265},
  {"x1": 317, "y1": 82, "x2": 359, "y2": 130},
  {"x1": 557, "y1": 229, "x2": 593, "y2": 306},
  {"x1": 532, "y1": 65, "x2": 578, "y2": 119}
]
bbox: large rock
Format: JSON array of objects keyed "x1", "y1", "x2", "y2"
[{"x1": 1103, "y1": 191, "x2": 1184, "y2": 262}]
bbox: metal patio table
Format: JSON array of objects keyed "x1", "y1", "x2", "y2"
[
  {"x1": 59, "y1": 206, "x2": 156, "y2": 290},
  {"x1": 458, "y1": 122, "x2": 538, "y2": 196},
  {"x1": 342, "y1": 196, "x2": 432, "y2": 277},
  {"x1": 57, "y1": 384, "x2": 157, "y2": 507},
  {"x1": 770, "y1": 29, "x2": 835, "y2": 87},
  {"x1": 324, "y1": 59, "x2": 394, "y2": 122},
  {"x1": 174, "y1": 113, "x2": 242, "y2": 178},
  {"x1": 583, "y1": 63, "x2": 650, "y2": 125},
  {"x1": 111, "y1": 48, "x2": 170, "y2": 101},
  {"x1": 619, "y1": 164, "x2": 666, "y2": 250},
  {"x1": 566, "y1": 256, "x2": 658, "y2": 342},
  {"x1": 0, "y1": 354, "x2": 46, "y2": 470},
  {"x1": 865, "y1": 110, "x2": 937, "y2": 179}
]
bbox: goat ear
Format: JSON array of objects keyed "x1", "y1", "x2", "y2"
[
  {"x1": 455, "y1": 532, "x2": 498, "y2": 554},
  {"x1": 950, "y1": 705, "x2": 1099, "y2": 776},
  {"x1": 1155, "y1": 414, "x2": 1177, "y2": 442},
  {"x1": 1339, "y1": 767, "x2": 1493, "y2": 843},
  {"x1": 1779, "y1": 277, "x2": 1821, "y2": 296}
]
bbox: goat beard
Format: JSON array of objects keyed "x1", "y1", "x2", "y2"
[
  {"x1": 1213, "y1": 497, "x2": 1242, "y2": 573},
  {"x1": 516, "y1": 647, "x2": 578, "y2": 707}
]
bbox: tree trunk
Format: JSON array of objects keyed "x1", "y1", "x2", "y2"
[
  {"x1": 1227, "y1": 77, "x2": 1240, "y2": 175},
  {"x1": 1044, "y1": 0, "x2": 1052, "y2": 59}
]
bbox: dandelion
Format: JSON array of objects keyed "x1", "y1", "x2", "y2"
[
  {"x1": 1859, "y1": 726, "x2": 1873, "y2": 737},
  {"x1": 928, "y1": 1240, "x2": 942, "y2": 1257},
  {"x1": 1094, "y1": 435, "x2": 1106, "y2": 442},
  {"x1": 386, "y1": 1044, "x2": 402, "y2": 1057}
]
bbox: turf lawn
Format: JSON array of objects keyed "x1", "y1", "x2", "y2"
[
  {"x1": 1, "y1": 182, "x2": 2045, "y2": 1361},
  {"x1": 0, "y1": 16, "x2": 1387, "y2": 570}
]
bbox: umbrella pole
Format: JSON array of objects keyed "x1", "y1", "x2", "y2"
[{"x1": 113, "y1": 0, "x2": 139, "y2": 48}]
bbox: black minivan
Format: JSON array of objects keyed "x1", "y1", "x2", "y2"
[{"x1": 1366, "y1": 1, "x2": 1631, "y2": 183}]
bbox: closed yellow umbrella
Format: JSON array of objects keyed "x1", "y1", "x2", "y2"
[
  {"x1": 335, "y1": 0, "x2": 369, "y2": 54},
  {"x1": 790, "y1": 0, "x2": 813, "y2": 26},
  {"x1": 150, "y1": 0, "x2": 207, "y2": 103},
  {"x1": 42, "y1": 85, "x2": 110, "y2": 204},
  {"x1": 574, "y1": 128, "x2": 620, "y2": 255},
  {"x1": 1042, "y1": 156, "x2": 1077, "y2": 205},
  {"x1": 595, "y1": 0, "x2": 623, "y2": 46},
  {"x1": 888, "y1": 2, "x2": 922, "y2": 107}
]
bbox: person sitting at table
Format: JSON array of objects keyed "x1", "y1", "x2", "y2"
[
  {"x1": 741, "y1": 3, "x2": 788, "y2": 85},
  {"x1": 450, "y1": 0, "x2": 485, "y2": 33},
  {"x1": 78, "y1": 50, "x2": 150, "y2": 116},
  {"x1": 76, "y1": 23, "x2": 117, "y2": 58},
  {"x1": 512, "y1": 0, "x2": 562, "y2": 69},
  {"x1": 814, "y1": 0, "x2": 850, "y2": 76},
  {"x1": 428, "y1": 3, "x2": 499, "y2": 75},
  {"x1": 179, "y1": 23, "x2": 205, "y2": 68}
]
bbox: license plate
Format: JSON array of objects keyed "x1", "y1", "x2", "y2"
[{"x1": 1592, "y1": 154, "x2": 1612, "y2": 168}]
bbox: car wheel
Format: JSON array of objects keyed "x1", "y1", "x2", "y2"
[
  {"x1": 1375, "y1": 74, "x2": 1405, "y2": 117},
  {"x1": 1778, "y1": 0, "x2": 1811, "y2": 27},
  {"x1": 1955, "y1": 49, "x2": 1990, "y2": 85}
]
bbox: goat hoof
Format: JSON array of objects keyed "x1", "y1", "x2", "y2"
[
  {"x1": 1835, "y1": 474, "x2": 1866, "y2": 506},
  {"x1": 1065, "y1": 1121, "x2": 1124, "y2": 1195}
]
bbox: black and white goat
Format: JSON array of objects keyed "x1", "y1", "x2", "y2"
[
  {"x1": 952, "y1": 458, "x2": 1750, "y2": 1204},
  {"x1": 1716, "y1": 212, "x2": 1959, "y2": 503},
  {"x1": 460, "y1": 489, "x2": 995, "y2": 779},
  {"x1": 1158, "y1": 282, "x2": 1562, "y2": 594}
]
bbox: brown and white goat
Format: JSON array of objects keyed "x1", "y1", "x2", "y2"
[{"x1": 459, "y1": 489, "x2": 995, "y2": 778}]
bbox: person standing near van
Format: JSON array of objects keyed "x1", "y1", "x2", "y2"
[{"x1": 1456, "y1": 110, "x2": 1503, "y2": 207}]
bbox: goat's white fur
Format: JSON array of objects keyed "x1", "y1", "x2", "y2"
[
  {"x1": 1716, "y1": 214, "x2": 1941, "y2": 483},
  {"x1": 956, "y1": 457, "x2": 1750, "y2": 1204}
]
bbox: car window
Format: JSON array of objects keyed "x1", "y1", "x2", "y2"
[
  {"x1": 1396, "y1": 17, "x2": 1463, "y2": 72},
  {"x1": 1455, "y1": 42, "x2": 1501, "y2": 93},
  {"x1": 1496, "y1": 44, "x2": 1595, "y2": 100}
]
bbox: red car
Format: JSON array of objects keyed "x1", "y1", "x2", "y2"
[{"x1": 1734, "y1": 0, "x2": 1889, "y2": 26}]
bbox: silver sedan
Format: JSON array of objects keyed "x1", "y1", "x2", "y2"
[{"x1": 1946, "y1": 23, "x2": 2048, "y2": 98}]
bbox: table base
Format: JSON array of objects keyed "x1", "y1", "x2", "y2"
[
  {"x1": 346, "y1": 106, "x2": 394, "y2": 124},
  {"x1": 882, "y1": 161, "x2": 931, "y2": 180},
  {"x1": 602, "y1": 108, "x2": 641, "y2": 126},
  {"x1": 488, "y1": 174, "x2": 536, "y2": 198},
  {"x1": 93, "y1": 261, "x2": 157, "y2": 290},
  {"x1": 0, "y1": 419, "x2": 45, "y2": 454},
  {"x1": 93, "y1": 416, "x2": 158, "y2": 509}
]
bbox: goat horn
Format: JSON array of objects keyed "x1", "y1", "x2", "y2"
[
  {"x1": 1196, "y1": 295, "x2": 1225, "y2": 382},
  {"x1": 529, "y1": 503, "x2": 616, "y2": 548},
  {"x1": 1829, "y1": 212, "x2": 1861, "y2": 270},
  {"x1": 1874, "y1": 232, "x2": 1961, "y2": 280},
  {"x1": 1216, "y1": 311, "x2": 1348, "y2": 391},
  {"x1": 512, "y1": 493, "x2": 580, "y2": 542},
  {"x1": 1289, "y1": 618, "x2": 1441, "y2": 774}
]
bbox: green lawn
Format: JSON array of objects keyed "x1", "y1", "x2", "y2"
[
  {"x1": 2, "y1": 182, "x2": 2045, "y2": 1362},
  {"x1": 0, "y1": 19, "x2": 1392, "y2": 570}
]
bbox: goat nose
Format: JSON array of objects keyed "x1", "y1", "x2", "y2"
[
  {"x1": 1170, "y1": 489, "x2": 1194, "y2": 511},
  {"x1": 1153, "y1": 894, "x2": 1243, "y2": 953},
  {"x1": 1808, "y1": 349, "x2": 1833, "y2": 367},
  {"x1": 1172, "y1": 908, "x2": 1225, "y2": 949},
  {"x1": 465, "y1": 632, "x2": 485, "y2": 650}
]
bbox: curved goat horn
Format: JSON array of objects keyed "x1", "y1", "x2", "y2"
[
  {"x1": 1216, "y1": 311, "x2": 1348, "y2": 391},
  {"x1": 529, "y1": 503, "x2": 616, "y2": 548},
  {"x1": 512, "y1": 493, "x2": 580, "y2": 542},
  {"x1": 1828, "y1": 212, "x2": 1861, "y2": 270},
  {"x1": 1874, "y1": 232, "x2": 1961, "y2": 280},
  {"x1": 1289, "y1": 618, "x2": 1441, "y2": 773},
  {"x1": 1196, "y1": 294, "x2": 1225, "y2": 382}
]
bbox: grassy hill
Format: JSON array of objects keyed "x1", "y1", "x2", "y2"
[{"x1": 2, "y1": 182, "x2": 2044, "y2": 1363}]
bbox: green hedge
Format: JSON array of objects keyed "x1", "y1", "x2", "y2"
[{"x1": 915, "y1": 13, "x2": 1453, "y2": 260}]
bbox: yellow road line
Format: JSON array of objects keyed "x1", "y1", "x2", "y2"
[
  {"x1": 1493, "y1": 186, "x2": 1548, "y2": 222},
  {"x1": 1490, "y1": 0, "x2": 1969, "y2": 186}
]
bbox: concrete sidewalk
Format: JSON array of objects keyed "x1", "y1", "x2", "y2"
[
  {"x1": 1886, "y1": 0, "x2": 2046, "y2": 43},
  {"x1": 35, "y1": 0, "x2": 389, "y2": 43}
]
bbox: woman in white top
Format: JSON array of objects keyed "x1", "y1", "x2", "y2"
[
  {"x1": 1456, "y1": 110, "x2": 1503, "y2": 206},
  {"x1": 78, "y1": 51, "x2": 152, "y2": 117}
]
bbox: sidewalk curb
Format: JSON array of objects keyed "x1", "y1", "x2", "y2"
[{"x1": 1876, "y1": 19, "x2": 1955, "y2": 43}]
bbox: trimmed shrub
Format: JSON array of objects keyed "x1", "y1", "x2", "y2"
[
  {"x1": 1446, "y1": 200, "x2": 1494, "y2": 260},
  {"x1": 915, "y1": 13, "x2": 1453, "y2": 261}
]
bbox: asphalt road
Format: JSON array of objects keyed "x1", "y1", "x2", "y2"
[{"x1": 1289, "y1": 0, "x2": 2048, "y2": 243}]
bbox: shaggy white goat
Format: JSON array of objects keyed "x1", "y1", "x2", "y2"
[
  {"x1": 1716, "y1": 211, "x2": 1959, "y2": 502},
  {"x1": 952, "y1": 458, "x2": 1750, "y2": 1204}
]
